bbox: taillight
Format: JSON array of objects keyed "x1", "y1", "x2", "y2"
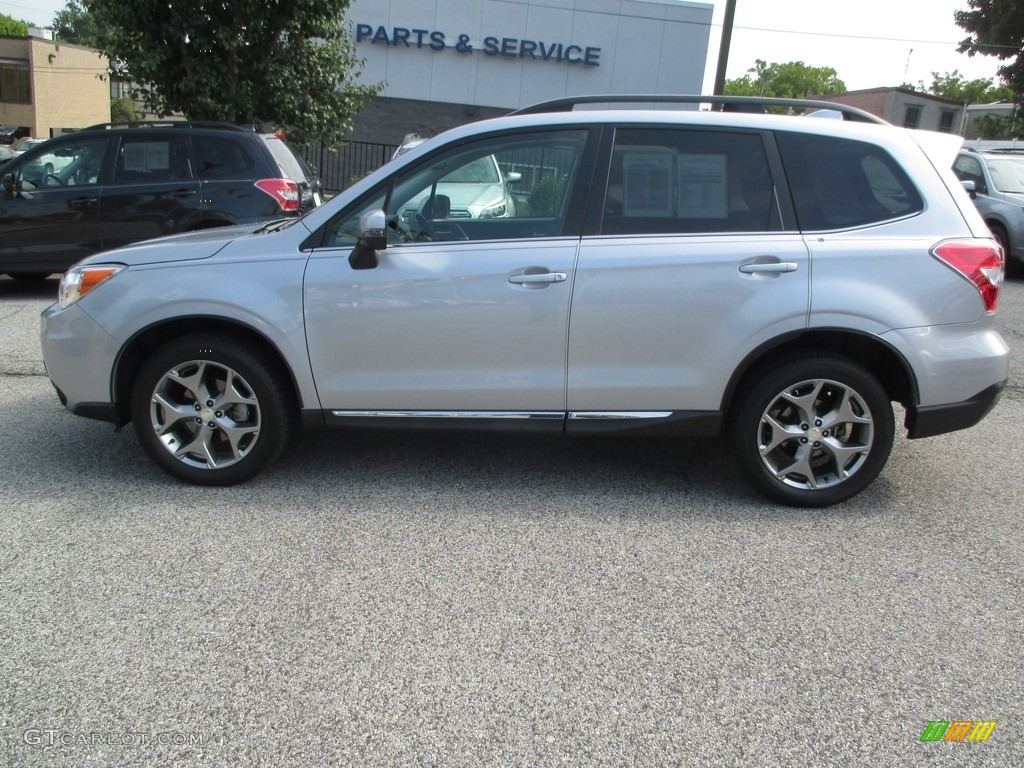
[
  {"x1": 254, "y1": 179, "x2": 300, "y2": 211},
  {"x1": 931, "y1": 239, "x2": 1004, "y2": 313}
]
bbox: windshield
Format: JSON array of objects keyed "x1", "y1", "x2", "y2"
[
  {"x1": 987, "y1": 157, "x2": 1024, "y2": 194},
  {"x1": 441, "y1": 156, "x2": 500, "y2": 184}
]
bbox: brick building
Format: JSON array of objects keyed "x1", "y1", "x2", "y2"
[
  {"x1": 0, "y1": 34, "x2": 110, "y2": 139},
  {"x1": 811, "y1": 87, "x2": 965, "y2": 134}
]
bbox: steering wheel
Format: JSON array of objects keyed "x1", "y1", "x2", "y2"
[
  {"x1": 413, "y1": 212, "x2": 439, "y2": 242},
  {"x1": 45, "y1": 173, "x2": 65, "y2": 187}
]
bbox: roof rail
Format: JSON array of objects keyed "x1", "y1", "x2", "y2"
[
  {"x1": 79, "y1": 120, "x2": 249, "y2": 132},
  {"x1": 509, "y1": 94, "x2": 887, "y2": 124},
  {"x1": 985, "y1": 147, "x2": 1024, "y2": 154}
]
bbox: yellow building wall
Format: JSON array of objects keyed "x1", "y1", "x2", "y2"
[
  {"x1": 29, "y1": 39, "x2": 110, "y2": 135},
  {"x1": 0, "y1": 37, "x2": 109, "y2": 138}
]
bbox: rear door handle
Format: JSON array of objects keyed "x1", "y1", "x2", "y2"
[
  {"x1": 508, "y1": 272, "x2": 567, "y2": 285},
  {"x1": 170, "y1": 189, "x2": 197, "y2": 198},
  {"x1": 739, "y1": 261, "x2": 798, "y2": 274}
]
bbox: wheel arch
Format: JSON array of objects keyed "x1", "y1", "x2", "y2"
[
  {"x1": 721, "y1": 329, "x2": 917, "y2": 421},
  {"x1": 111, "y1": 316, "x2": 304, "y2": 426}
]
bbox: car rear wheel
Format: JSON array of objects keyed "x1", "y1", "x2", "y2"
[
  {"x1": 130, "y1": 335, "x2": 295, "y2": 485},
  {"x1": 731, "y1": 355, "x2": 894, "y2": 507}
]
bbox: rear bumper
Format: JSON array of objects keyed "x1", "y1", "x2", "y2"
[{"x1": 905, "y1": 380, "x2": 1006, "y2": 439}]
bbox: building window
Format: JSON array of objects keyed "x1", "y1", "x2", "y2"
[
  {"x1": 938, "y1": 110, "x2": 956, "y2": 133},
  {"x1": 903, "y1": 105, "x2": 921, "y2": 129},
  {"x1": 0, "y1": 59, "x2": 31, "y2": 104}
]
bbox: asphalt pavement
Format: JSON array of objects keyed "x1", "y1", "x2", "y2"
[{"x1": 1, "y1": 275, "x2": 1021, "y2": 767}]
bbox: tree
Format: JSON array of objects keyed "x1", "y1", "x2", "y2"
[
  {"x1": 956, "y1": 0, "x2": 1024, "y2": 101},
  {"x1": 724, "y1": 60, "x2": 846, "y2": 111},
  {"x1": 923, "y1": 69, "x2": 1013, "y2": 103},
  {"x1": 0, "y1": 12, "x2": 30, "y2": 36},
  {"x1": 110, "y1": 96, "x2": 137, "y2": 122},
  {"x1": 82, "y1": 0, "x2": 380, "y2": 143},
  {"x1": 51, "y1": 0, "x2": 104, "y2": 48}
]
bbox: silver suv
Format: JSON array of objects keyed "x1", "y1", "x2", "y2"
[
  {"x1": 953, "y1": 147, "x2": 1024, "y2": 269},
  {"x1": 40, "y1": 96, "x2": 1009, "y2": 506}
]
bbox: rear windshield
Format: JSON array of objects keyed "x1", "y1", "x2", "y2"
[
  {"x1": 261, "y1": 135, "x2": 308, "y2": 183},
  {"x1": 776, "y1": 132, "x2": 924, "y2": 231}
]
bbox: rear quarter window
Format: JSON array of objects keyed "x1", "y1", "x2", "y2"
[
  {"x1": 776, "y1": 132, "x2": 923, "y2": 231},
  {"x1": 193, "y1": 136, "x2": 256, "y2": 179}
]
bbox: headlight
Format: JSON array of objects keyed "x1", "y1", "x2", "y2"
[
  {"x1": 58, "y1": 265, "x2": 124, "y2": 308},
  {"x1": 480, "y1": 202, "x2": 507, "y2": 218}
]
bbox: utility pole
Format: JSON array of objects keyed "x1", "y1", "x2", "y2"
[{"x1": 713, "y1": 0, "x2": 738, "y2": 96}]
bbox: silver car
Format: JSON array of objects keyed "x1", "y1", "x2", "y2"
[
  {"x1": 41, "y1": 95, "x2": 1009, "y2": 506},
  {"x1": 954, "y1": 147, "x2": 1024, "y2": 269}
]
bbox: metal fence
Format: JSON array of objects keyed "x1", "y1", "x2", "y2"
[{"x1": 298, "y1": 140, "x2": 397, "y2": 195}]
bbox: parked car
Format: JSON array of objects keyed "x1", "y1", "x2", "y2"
[
  {"x1": 40, "y1": 95, "x2": 1008, "y2": 506},
  {"x1": 0, "y1": 144, "x2": 14, "y2": 164},
  {"x1": 392, "y1": 135, "x2": 521, "y2": 218},
  {"x1": 1, "y1": 121, "x2": 321, "y2": 279},
  {"x1": 953, "y1": 147, "x2": 1024, "y2": 270},
  {"x1": 11, "y1": 137, "x2": 49, "y2": 156},
  {"x1": 0, "y1": 124, "x2": 30, "y2": 144}
]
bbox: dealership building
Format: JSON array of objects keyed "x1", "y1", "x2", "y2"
[{"x1": 345, "y1": 0, "x2": 714, "y2": 145}]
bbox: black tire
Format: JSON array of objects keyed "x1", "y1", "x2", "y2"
[
  {"x1": 731, "y1": 355, "x2": 895, "y2": 507},
  {"x1": 990, "y1": 223, "x2": 1022, "y2": 279},
  {"x1": 130, "y1": 335, "x2": 295, "y2": 485}
]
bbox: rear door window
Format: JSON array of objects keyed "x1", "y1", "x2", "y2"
[
  {"x1": 776, "y1": 132, "x2": 923, "y2": 230},
  {"x1": 600, "y1": 128, "x2": 779, "y2": 235}
]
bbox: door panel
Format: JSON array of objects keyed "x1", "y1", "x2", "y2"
[
  {"x1": 0, "y1": 136, "x2": 109, "y2": 273},
  {"x1": 569, "y1": 233, "x2": 809, "y2": 411},
  {"x1": 567, "y1": 126, "x2": 810, "y2": 413},
  {"x1": 100, "y1": 135, "x2": 201, "y2": 249},
  {"x1": 304, "y1": 238, "x2": 578, "y2": 411}
]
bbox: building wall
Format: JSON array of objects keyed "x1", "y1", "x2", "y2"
[
  {"x1": 345, "y1": 0, "x2": 713, "y2": 142},
  {"x1": 0, "y1": 37, "x2": 109, "y2": 138},
  {"x1": 815, "y1": 88, "x2": 963, "y2": 133}
]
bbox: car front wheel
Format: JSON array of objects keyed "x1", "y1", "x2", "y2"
[
  {"x1": 130, "y1": 335, "x2": 294, "y2": 485},
  {"x1": 731, "y1": 355, "x2": 895, "y2": 507}
]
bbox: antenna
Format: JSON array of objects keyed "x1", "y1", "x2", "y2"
[{"x1": 903, "y1": 48, "x2": 914, "y2": 84}]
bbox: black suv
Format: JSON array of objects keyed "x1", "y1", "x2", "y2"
[{"x1": 0, "y1": 122, "x2": 321, "y2": 279}]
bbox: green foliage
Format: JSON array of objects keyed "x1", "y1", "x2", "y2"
[
  {"x1": 0, "y1": 12, "x2": 31, "y2": 36},
  {"x1": 82, "y1": 0, "x2": 381, "y2": 144},
  {"x1": 923, "y1": 70, "x2": 1013, "y2": 103},
  {"x1": 724, "y1": 60, "x2": 846, "y2": 113},
  {"x1": 956, "y1": 0, "x2": 1024, "y2": 101},
  {"x1": 974, "y1": 112, "x2": 1024, "y2": 139},
  {"x1": 528, "y1": 175, "x2": 565, "y2": 217},
  {"x1": 52, "y1": 0, "x2": 104, "y2": 47},
  {"x1": 110, "y1": 96, "x2": 137, "y2": 122}
]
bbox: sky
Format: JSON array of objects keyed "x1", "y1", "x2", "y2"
[{"x1": 0, "y1": 0, "x2": 1007, "y2": 95}]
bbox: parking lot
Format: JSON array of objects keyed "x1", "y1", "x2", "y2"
[{"x1": 1, "y1": 275, "x2": 1021, "y2": 767}]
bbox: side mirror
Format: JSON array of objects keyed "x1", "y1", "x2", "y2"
[
  {"x1": 2, "y1": 173, "x2": 13, "y2": 195},
  {"x1": 349, "y1": 208, "x2": 387, "y2": 270},
  {"x1": 961, "y1": 179, "x2": 977, "y2": 200},
  {"x1": 505, "y1": 171, "x2": 522, "y2": 184}
]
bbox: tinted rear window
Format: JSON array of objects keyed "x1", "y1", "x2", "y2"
[
  {"x1": 193, "y1": 136, "x2": 256, "y2": 179},
  {"x1": 776, "y1": 133, "x2": 923, "y2": 231}
]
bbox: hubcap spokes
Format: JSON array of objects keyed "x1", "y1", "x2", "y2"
[
  {"x1": 757, "y1": 378, "x2": 874, "y2": 490},
  {"x1": 150, "y1": 360, "x2": 261, "y2": 469}
]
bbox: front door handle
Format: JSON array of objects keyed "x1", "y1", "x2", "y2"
[
  {"x1": 508, "y1": 272, "x2": 567, "y2": 285},
  {"x1": 68, "y1": 197, "x2": 98, "y2": 208},
  {"x1": 739, "y1": 261, "x2": 798, "y2": 274}
]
